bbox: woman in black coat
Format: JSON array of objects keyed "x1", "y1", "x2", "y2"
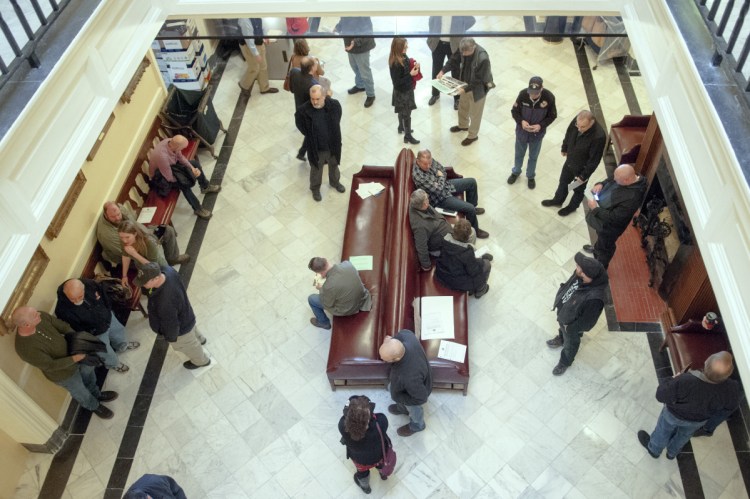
[
  {"x1": 339, "y1": 395, "x2": 391, "y2": 494},
  {"x1": 435, "y1": 219, "x2": 492, "y2": 298},
  {"x1": 388, "y1": 37, "x2": 420, "y2": 144}
]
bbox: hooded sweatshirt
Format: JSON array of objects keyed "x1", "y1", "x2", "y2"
[{"x1": 552, "y1": 270, "x2": 608, "y2": 333}]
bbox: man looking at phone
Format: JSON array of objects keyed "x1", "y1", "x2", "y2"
[{"x1": 307, "y1": 257, "x2": 372, "y2": 329}]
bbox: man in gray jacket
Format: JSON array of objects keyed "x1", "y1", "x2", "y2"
[
  {"x1": 307, "y1": 257, "x2": 372, "y2": 329},
  {"x1": 380, "y1": 330, "x2": 433, "y2": 436},
  {"x1": 335, "y1": 17, "x2": 376, "y2": 108}
]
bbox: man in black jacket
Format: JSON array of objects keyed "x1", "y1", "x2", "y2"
[
  {"x1": 137, "y1": 263, "x2": 210, "y2": 370},
  {"x1": 380, "y1": 329, "x2": 433, "y2": 436},
  {"x1": 546, "y1": 253, "x2": 608, "y2": 375},
  {"x1": 583, "y1": 164, "x2": 648, "y2": 268},
  {"x1": 638, "y1": 351, "x2": 741, "y2": 459},
  {"x1": 335, "y1": 16, "x2": 376, "y2": 107},
  {"x1": 55, "y1": 278, "x2": 139, "y2": 373},
  {"x1": 290, "y1": 56, "x2": 317, "y2": 161},
  {"x1": 542, "y1": 110, "x2": 607, "y2": 216},
  {"x1": 295, "y1": 85, "x2": 345, "y2": 201}
]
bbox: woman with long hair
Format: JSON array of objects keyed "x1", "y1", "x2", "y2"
[
  {"x1": 118, "y1": 220, "x2": 167, "y2": 286},
  {"x1": 389, "y1": 37, "x2": 420, "y2": 144},
  {"x1": 339, "y1": 395, "x2": 392, "y2": 494}
]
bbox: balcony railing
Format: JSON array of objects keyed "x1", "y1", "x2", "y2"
[{"x1": 697, "y1": 0, "x2": 750, "y2": 95}]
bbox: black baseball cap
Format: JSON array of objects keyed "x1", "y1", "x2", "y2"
[{"x1": 528, "y1": 76, "x2": 543, "y2": 94}]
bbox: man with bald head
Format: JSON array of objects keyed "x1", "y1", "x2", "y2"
[
  {"x1": 582, "y1": 163, "x2": 647, "y2": 268},
  {"x1": 149, "y1": 134, "x2": 221, "y2": 219},
  {"x1": 380, "y1": 330, "x2": 433, "y2": 436},
  {"x1": 639, "y1": 351, "x2": 741, "y2": 459},
  {"x1": 542, "y1": 110, "x2": 606, "y2": 216},
  {"x1": 55, "y1": 278, "x2": 139, "y2": 373},
  {"x1": 295, "y1": 85, "x2": 345, "y2": 201},
  {"x1": 13, "y1": 306, "x2": 118, "y2": 419}
]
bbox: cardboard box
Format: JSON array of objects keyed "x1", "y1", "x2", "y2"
[
  {"x1": 161, "y1": 44, "x2": 195, "y2": 63},
  {"x1": 156, "y1": 57, "x2": 169, "y2": 72},
  {"x1": 168, "y1": 63, "x2": 201, "y2": 81}
]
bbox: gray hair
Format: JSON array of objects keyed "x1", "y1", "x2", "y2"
[
  {"x1": 704, "y1": 351, "x2": 734, "y2": 382},
  {"x1": 410, "y1": 189, "x2": 429, "y2": 210},
  {"x1": 416, "y1": 149, "x2": 432, "y2": 161},
  {"x1": 578, "y1": 110, "x2": 595, "y2": 123},
  {"x1": 459, "y1": 37, "x2": 476, "y2": 52}
]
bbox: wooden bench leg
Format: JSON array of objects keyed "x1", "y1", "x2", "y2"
[{"x1": 132, "y1": 298, "x2": 148, "y2": 318}]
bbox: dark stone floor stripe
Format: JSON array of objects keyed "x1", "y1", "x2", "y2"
[
  {"x1": 572, "y1": 39, "x2": 607, "y2": 131},
  {"x1": 614, "y1": 57, "x2": 642, "y2": 115}
]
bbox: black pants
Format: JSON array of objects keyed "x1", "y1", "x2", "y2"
[
  {"x1": 551, "y1": 166, "x2": 587, "y2": 209},
  {"x1": 431, "y1": 41, "x2": 457, "y2": 101},
  {"x1": 177, "y1": 159, "x2": 209, "y2": 211},
  {"x1": 593, "y1": 229, "x2": 623, "y2": 269},
  {"x1": 558, "y1": 325, "x2": 584, "y2": 366}
]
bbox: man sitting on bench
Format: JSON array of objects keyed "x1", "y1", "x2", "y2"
[{"x1": 149, "y1": 134, "x2": 221, "y2": 219}]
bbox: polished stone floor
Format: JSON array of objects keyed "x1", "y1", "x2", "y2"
[{"x1": 14, "y1": 20, "x2": 748, "y2": 499}]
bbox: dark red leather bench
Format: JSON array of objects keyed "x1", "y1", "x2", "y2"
[
  {"x1": 326, "y1": 149, "x2": 470, "y2": 394},
  {"x1": 660, "y1": 307, "x2": 730, "y2": 373},
  {"x1": 608, "y1": 115, "x2": 650, "y2": 165}
]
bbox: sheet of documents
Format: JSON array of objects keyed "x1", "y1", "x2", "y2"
[
  {"x1": 438, "y1": 340, "x2": 467, "y2": 363},
  {"x1": 355, "y1": 182, "x2": 385, "y2": 199},
  {"x1": 349, "y1": 255, "x2": 373, "y2": 271},
  {"x1": 474, "y1": 245, "x2": 490, "y2": 258},
  {"x1": 568, "y1": 178, "x2": 585, "y2": 190},
  {"x1": 137, "y1": 206, "x2": 156, "y2": 224},
  {"x1": 434, "y1": 207, "x2": 458, "y2": 217},
  {"x1": 420, "y1": 296, "x2": 454, "y2": 340}
]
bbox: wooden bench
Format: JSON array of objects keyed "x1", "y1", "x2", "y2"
[
  {"x1": 659, "y1": 307, "x2": 730, "y2": 373},
  {"x1": 608, "y1": 115, "x2": 650, "y2": 165}
]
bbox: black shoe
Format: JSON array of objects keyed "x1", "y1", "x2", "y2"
[
  {"x1": 348, "y1": 86, "x2": 365, "y2": 95},
  {"x1": 507, "y1": 173, "x2": 519, "y2": 184},
  {"x1": 93, "y1": 404, "x2": 114, "y2": 419},
  {"x1": 296, "y1": 151, "x2": 306, "y2": 161},
  {"x1": 388, "y1": 404, "x2": 409, "y2": 415},
  {"x1": 546, "y1": 336, "x2": 564, "y2": 348},
  {"x1": 475, "y1": 228, "x2": 490, "y2": 239},
  {"x1": 481, "y1": 253, "x2": 494, "y2": 261},
  {"x1": 638, "y1": 430, "x2": 660, "y2": 458},
  {"x1": 364, "y1": 96, "x2": 375, "y2": 108},
  {"x1": 184, "y1": 359, "x2": 210, "y2": 370},
  {"x1": 98, "y1": 391, "x2": 118, "y2": 402},
  {"x1": 450, "y1": 126, "x2": 468, "y2": 133},
  {"x1": 541, "y1": 199, "x2": 563, "y2": 207},
  {"x1": 454, "y1": 100, "x2": 459, "y2": 110},
  {"x1": 332, "y1": 183, "x2": 346, "y2": 193},
  {"x1": 552, "y1": 362, "x2": 568, "y2": 376},
  {"x1": 557, "y1": 206, "x2": 577, "y2": 216},
  {"x1": 528, "y1": 178, "x2": 536, "y2": 190},
  {"x1": 692, "y1": 427, "x2": 713, "y2": 438},
  {"x1": 461, "y1": 137, "x2": 479, "y2": 146},
  {"x1": 475, "y1": 207, "x2": 485, "y2": 215},
  {"x1": 353, "y1": 474, "x2": 371, "y2": 494},
  {"x1": 312, "y1": 190, "x2": 322, "y2": 202},
  {"x1": 428, "y1": 95, "x2": 439, "y2": 106},
  {"x1": 582, "y1": 244, "x2": 594, "y2": 254},
  {"x1": 474, "y1": 284, "x2": 490, "y2": 298},
  {"x1": 404, "y1": 135, "x2": 420, "y2": 145}
]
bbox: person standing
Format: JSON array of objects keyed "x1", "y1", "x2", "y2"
[
  {"x1": 389, "y1": 37, "x2": 421, "y2": 145},
  {"x1": 13, "y1": 306, "x2": 117, "y2": 419},
  {"x1": 379, "y1": 330, "x2": 433, "y2": 436},
  {"x1": 290, "y1": 56, "x2": 318, "y2": 161},
  {"x1": 339, "y1": 395, "x2": 392, "y2": 494},
  {"x1": 583, "y1": 164, "x2": 648, "y2": 268},
  {"x1": 123, "y1": 474, "x2": 186, "y2": 499},
  {"x1": 438, "y1": 37, "x2": 494, "y2": 146},
  {"x1": 237, "y1": 18, "x2": 279, "y2": 95},
  {"x1": 136, "y1": 263, "x2": 211, "y2": 370},
  {"x1": 638, "y1": 351, "x2": 741, "y2": 459},
  {"x1": 545, "y1": 253, "x2": 608, "y2": 375},
  {"x1": 541, "y1": 110, "x2": 606, "y2": 216},
  {"x1": 427, "y1": 16, "x2": 475, "y2": 108},
  {"x1": 295, "y1": 85, "x2": 346, "y2": 201},
  {"x1": 335, "y1": 17, "x2": 376, "y2": 108},
  {"x1": 307, "y1": 257, "x2": 372, "y2": 330},
  {"x1": 508, "y1": 76, "x2": 557, "y2": 189}
]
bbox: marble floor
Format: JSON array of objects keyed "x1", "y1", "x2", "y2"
[{"x1": 14, "y1": 21, "x2": 749, "y2": 499}]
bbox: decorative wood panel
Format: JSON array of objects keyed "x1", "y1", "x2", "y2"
[
  {"x1": 120, "y1": 57, "x2": 150, "y2": 104},
  {"x1": 0, "y1": 246, "x2": 49, "y2": 336},
  {"x1": 45, "y1": 170, "x2": 86, "y2": 240},
  {"x1": 86, "y1": 112, "x2": 116, "y2": 161}
]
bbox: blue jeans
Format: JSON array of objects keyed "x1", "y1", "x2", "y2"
[
  {"x1": 55, "y1": 365, "x2": 100, "y2": 411},
  {"x1": 347, "y1": 51, "x2": 375, "y2": 97},
  {"x1": 436, "y1": 178, "x2": 480, "y2": 230},
  {"x1": 513, "y1": 138, "x2": 544, "y2": 178},
  {"x1": 649, "y1": 407, "x2": 706, "y2": 457},
  {"x1": 308, "y1": 294, "x2": 330, "y2": 327},
  {"x1": 97, "y1": 312, "x2": 127, "y2": 368},
  {"x1": 397, "y1": 403, "x2": 426, "y2": 431},
  {"x1": 177, "y1": 159, "x2": 210, "y2": 211}
]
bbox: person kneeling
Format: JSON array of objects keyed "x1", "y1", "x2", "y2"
[{"x1": 435, "y1": 219, "x2": 492, "y2": 298}]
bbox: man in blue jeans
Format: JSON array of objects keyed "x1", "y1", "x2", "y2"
[
  {"x1": 307, "y1": 257, "x2": 372, "y2": 330},
  {"x1": 335, "y1": 16, "x2": 376, "y2": 108},
  {"x1": 638, "y1": 351, "x2": 741, "y2": 459},
  {"x1": 412, "y1": 149, "x2": 489, "y2": 238}
]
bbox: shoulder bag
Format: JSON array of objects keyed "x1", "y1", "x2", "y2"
[{"x1": 374, "y1": 419, "x2": 397, "y2": 477}]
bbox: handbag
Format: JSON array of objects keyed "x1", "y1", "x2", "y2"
[
  {"x1": 374, "y1": 419, "x2": 397, "y2": 477},
  {"x1": 283, "y1": 58, "x2": 293, "y2": 92}
]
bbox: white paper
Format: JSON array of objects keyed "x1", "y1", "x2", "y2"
[
  {"x1": 349, "y1": 255, "x2": 373, "y2": 271},
  {"x1": 420, "y1": 296, "x2": 454, "y2": 340},
  {"x1": 568, "y1": 178, "x2": 585, "y2": 191},
  {"x1": 431, "y1": 76, "x2": 467, "y2": 95},
  {"x1": 355, "y1": 182, "x2": 385, "y2": 199},
  {"x1": 137, "y1": 206, "x2": 157, "y2": 224},
  {"x1": 413, "y1": 297, "x2": 421, "y2": 339},
  {"x1": 474, "y1": 245, "x2": 490, "y2": 258},
  {"x1": 434, "y1": 206, "x2": 458, "y2": 217},
  {"x1": 438, "y1": 340, "x2": 467, "y2": 363}
]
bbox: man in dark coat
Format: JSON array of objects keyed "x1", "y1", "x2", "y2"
[
  {"x1": 435, "y1": 219, "x2": 492, "y2": 298},
  {"x1": 546, "y1": 252, "x2": 608, "y2": 375},
  {"x1": 380, "y1": 329, "x2": 433, "y2": 436},
  {"x1": 542, "y1": 110, "x2": 607, "y2": 216},
  {"x1": 55, "y1": 278, "x2": 139, "y2": 373},
  {"x1": 295, "y1": 85, "x2": 345, "y2": 202},
  {"x1": 290, "y1": 56, "x2": 317, "y2": 161},
  {"x1": 583, "y1": 163, "x2": 648, "y2": 268},
  {"x1": 639, "y1": 351, "x2": 741, "y2": 459},
  {"x1": 137, "y1": 262, "x2": 210, "y2": 370}
]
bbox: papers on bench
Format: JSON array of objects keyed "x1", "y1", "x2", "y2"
[
  {"x1": 137, "y1": 206, "x2": 156, "y2": 224},
  {"x1": 431, "y1": 76, "x2": 467, "y2": 95},
  {"x1": 438, "y1": 340, "x2": 467, "y2": 363},
  {"x1": 356, "y1": 182, "x2": 385, "y2": 199},
  {"x1": 349, "y1": 255, "x2": 373, "y2": 271},
  {"x1": 434, "y1": 206, "x2": 458, "y2": 217},
  {"x1": 420, "y1": 296, "x2": 454, "y2": 340}
]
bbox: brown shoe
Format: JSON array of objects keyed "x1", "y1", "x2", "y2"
[
  {"x1": 449, "y1": 126, "x2": 468, "y2": 133},
  {"x1": 475, "y1": 229, "x2": 490, "y2": 239},
  {"x1": 260, "y1": 87, "x2": 279, "y2": 94},
  {"x1": 461, "y1": 137, "x2": 479, "y2": 146},
  {"x1": 310, "y1": 317, "x2": 331, "y2": 330},
  {"x1": 201, "y1": 184, "x2": 221, "y2": 194},
  {"x1": 397, "y1": 424, "x2": 419, "y2": 437},
  {"x1": 173, "y1": 254, "x2": 191, "y2": 265},
  {"x1": 475, "y1": 207, "x2": 486, "y2": 215},
  {"x1": 194, "y1": 208, "x2": 212, "y2": 219}
]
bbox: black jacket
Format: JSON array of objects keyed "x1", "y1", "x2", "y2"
[
  {"x1": 511, "y1": 88, "x2": 557, "y2": 143},
  {"x1": 390, "y1": 55, "x2": 412, "y2": 92},
  {"x1": 587, "y1": 176, "x2": 648, "y2": 236},
  {"x1": 295, "y1": 97, "x2": 343, "y2": 168},
  {"x1": 146, "y1": 266, "x2": 196, "y2": 342},
  {"x1": 561, "y1": 117, "x2": 607, "y2": 181},
  {"x1": 339, "y1": 412, "x2": 390, "y2": 465},
  {"x1": 388, "y1": 330, "x2": 433, "y2": 406},
  {"x1": 290, "y1": 70, "x2": 315, "y2": 110},
  {"x1": 657, "y1": 371, "x2": 741, "y2": 422},
  {"x1": 54, "y1": 279, "x2": 112, "y2": 335},
  {"x1": 435, "y1": 237, "x2": 488, "y2": 292},
  {"x1": 553, "y1": 271, "x2": 608, "y2": 333}
]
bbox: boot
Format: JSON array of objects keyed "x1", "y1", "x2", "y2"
[
  {"x1": 397, "y1": 116, "x2": 404, "y2": 134},
  {"x1": 403, "y1": 117, "x2": 419, "y2": 145},
  {"x1": 354, "y1": 473, "x2": 371, "y2": 494}
]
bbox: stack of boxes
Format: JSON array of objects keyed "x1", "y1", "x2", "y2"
[{"x1": 152, "y1": 19, "x2": 211, "y2": 91}]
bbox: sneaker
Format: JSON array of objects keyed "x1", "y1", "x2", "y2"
[
  {"x1": 388, "y1": 404, "x2": 409, "y2": 415},
  {"x1": 552, "y1": 362, "x2": 569, "y2": 376},
  {"x1": 475, "y1": 207, "x2": 486, "y2": 215},
  {"x1": 475, "y1": 228, "x2": 490, "y2": 239},
  {"x1": 582, "y1": 244, "x2": 594, "y2": 254},
  {"x1": 353, "y1": 474, "x2": 371, "y2": 494},
  {"x1": 183, "y1": 359, "x2": 211, "y2": 370},
  {"x1": 474, "y1": 284, "x2": 490, "y2": 298},
  {"x1": 194, "y1": 208, "x2": 212, "y2": 219},
  {"x1": 541, "y1": 199, "x2": 563, "y2": 207},
  {"x1": 98, "y1": 391, "x2": 119, "y2": 402},
  {"x1": 201, "y1": 184, "x2": 221, "y2": 194},
  {"x1": 364, "y1": 96, "x2": 376, "y2": 108},
  {"x1": 93, "y1": 404, "x2": 114, "y2": 419},
  {"x1": 312, "y1": 190, "x2": 322, "y2": 202},
  {"x1": 113, "y1": 363, "x2": 129, "y2": 373},
  {"x1": 557, "y1": 206, "x2": 577, "y2": 216},
  {"x1": 331, "y1": 183, "x2": 346, "y2": 193},
  {"x1": 637, "y1": 430, "x2": 660, "y2": 458},
  {"x1": 546, "y1": 336, "x2": 564, "y2": 348},
  {"x1": 428, "y1": 95, "x2": 439, "y2": 106},
  {"x1": 173, "y1": 254, "x2": 191, "y2": 265},
  {"x1": 528, "y1": 178, "x2": 536, "y2": 190},
  {"x1": 397, "y1": 424, "x2": 421, "y2": 437},
  {"x1": 310, "y1": 317, "x2": 331, "y2": 330},
  {"x1": 507, "y1": 173, "x2": 519, "y2": 184},
  {"x1": 449, "y1": 126, "x2": 468, "y2": 133},
  {"x1": 124, "y1": 341, "x2": 140, "y2": 350},
  {"x1": 348, "y1": 86, "x2": 366, "y2": 95}
]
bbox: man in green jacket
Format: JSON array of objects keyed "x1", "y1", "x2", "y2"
[{"x1": 13, "y1": 306, "x2": 117, "y2": 419}]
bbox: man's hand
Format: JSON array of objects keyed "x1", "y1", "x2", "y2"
[
  {"x1": 315, "y1": 283, "x2": 322, "y2": 290},
  {"x1": 530, "y1": 124, "x2": 541, "y2": 132},
  {"x1": 591, "y1": 183, "x2": 604, "y2": 194},
  {"x1": 255, "y1": 54, "x2": 262, "y2": 63},
  {"x1": 436, "y1": 70, "x2": 444, "y2": 79},
  {"x1": 587, "y1": 199, "x2": 598, "y2": 209},
  {"x1": 521, "y1": 120, "x2": 530, "y2": 130},
  {"x1": 345, "y1": 41, "x2": 354, "y2": 52},
  {"x1": 72, "y1": 353, "x2": 86, "y2": 363},
  {"x1": 454, "y1": 87, "x2": 465, "y2": 96},
  {"x1": 561, "y1": 151, "x2": 567, "y2": 157}
]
